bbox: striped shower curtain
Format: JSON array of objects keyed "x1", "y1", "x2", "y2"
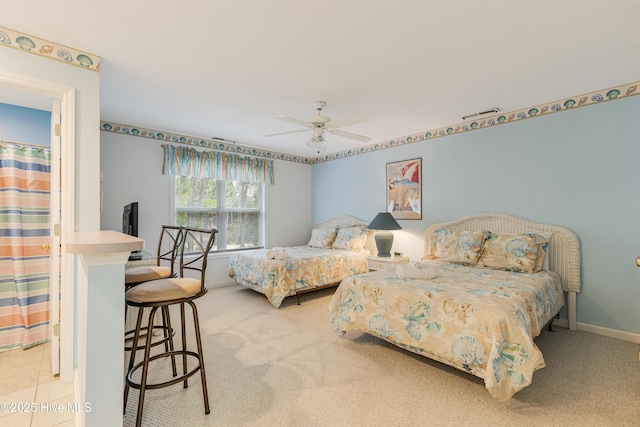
[{"x1": 0, "y1": 143, "x2": 51, "y2": 351}]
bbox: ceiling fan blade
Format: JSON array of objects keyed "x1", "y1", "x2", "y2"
[
  {"x1": 326, "y1": 113, "x2": 368, "y2": 129},
  {"x1": 327, "y1": 128, "x2": 372, "y2": 142},
  {"x1": 263, "y1": 128, "x2": 310, "y2": 137},
  {"x1": 276, "y1": 116, "x2": 314, "y2": 128}
]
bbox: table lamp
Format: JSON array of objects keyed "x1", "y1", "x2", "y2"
[{"x1": 367, "y1": 212, "x2": 402, "y2": 257}]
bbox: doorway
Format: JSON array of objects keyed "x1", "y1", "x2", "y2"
[{"x1": 0, "y1": 72, "x2": 76, "y2": 383}]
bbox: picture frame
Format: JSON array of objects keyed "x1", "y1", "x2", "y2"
[{"x1": 386, "y1": 158, "x2": 422, "y2": 220}]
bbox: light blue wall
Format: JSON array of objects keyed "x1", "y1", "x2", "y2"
[
  {"x1": 312, "y1": 95, "x2": 640, "y2": 335},
  {"x1": 0, "y1": 102, "x2": 51, "y2": 145}
]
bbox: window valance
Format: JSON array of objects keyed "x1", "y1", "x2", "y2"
[{"x1": 162, "y1": 145, "x2": 274, "y2": 184}]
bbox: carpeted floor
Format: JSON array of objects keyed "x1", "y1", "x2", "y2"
[{"x1": 124, "y1": 283, "x2": 640, "y2": 427}]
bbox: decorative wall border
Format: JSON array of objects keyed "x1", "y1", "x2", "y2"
[
  {"x1": 101, "y1": 81, "x2": 638, "y2": 165},
  {"x1": 0, "y1": 26, "x2": 100, "y2": 72},
  {"x1": 100, "y1": 122, "x2": 314, "y2": 164},
  {"x1": 314, "y1": 81, "x2": 639, "y2": 163}
]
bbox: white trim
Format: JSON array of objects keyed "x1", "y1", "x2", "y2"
[
  {"x1": 262, "y1": 180, "x2": 269, "y2": 248},
  {"x1": 60, "y1": 88, "x2": 76, "y2": 384},
  {"x1": 49, "y1": 99, "x2": 61, "y2": 376},
  {"x1": 168, "y1": 175, "x2": 176, "y2": 223},
  {"x1": 553, "y1": 318, "x2": 640, "y2": 344}
]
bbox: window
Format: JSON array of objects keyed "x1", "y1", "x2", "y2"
[{"x1": 174, "y1": 176, "x2": 264, "y2": 251}]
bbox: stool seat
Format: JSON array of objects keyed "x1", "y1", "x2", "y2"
[
  {"x1": 126, "y1": 277, "x2": 204, "y2": 304},
  {"x1": 125, "y1": 266, "x2": 173, "y2": 285}
]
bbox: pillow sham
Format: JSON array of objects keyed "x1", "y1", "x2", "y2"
[
  {"x1": 539, "y1": 232, "x2": 552, "y2": 271},
  {"x1": 427, "y1": 228, "x2": 486, "y2": 266},
  {"x1": 307, "y1": 227, "x2": 337, "y2": 249},
  {"x1": 331, "y1": 226, "x2": 368, "y2": 251},
  {"x1": 481, "y1": 232, "x2": 548, "y2": 274}
]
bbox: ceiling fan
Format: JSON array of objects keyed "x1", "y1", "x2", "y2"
[{"x1": 264, "y1": 101, "x2": 372, "y2": 153}]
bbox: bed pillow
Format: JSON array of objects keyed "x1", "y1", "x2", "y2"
[
  {"x1": 539, "y1": 232, "x2": 552, "y2": 271},
  {"x1": 481, "y1": 232, "x2": 549, "y2": 274},
  {"x1": 307, "y1": 227, "x2": 337, "y2": 249},
  {"x1": 428, "y1": 228, "x2": 486, "y2": 266},
  {"x1": 331, "y1": 226, "x2": 368, "y2": 251}
]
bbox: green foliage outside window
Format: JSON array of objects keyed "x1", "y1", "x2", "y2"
[{"x1": 175, "y1": 176, "x2": 262, "y2": 250}]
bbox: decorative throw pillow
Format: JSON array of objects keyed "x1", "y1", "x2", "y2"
[
  {"x1": 331, "y1": 226, "x2": 369, "y2": 251},
  {"x1": 481, "y1": 232, "x2": 548, "y2": 274},
  {"x1": 428, "y1": 228, "x2": 486, "y2": 266},
  {"x1": 307, "y1": 227, "x2": 337, "y2": 249},
  {"x1": 538, "y1": 232, "x2": 552, "y2": 271}
]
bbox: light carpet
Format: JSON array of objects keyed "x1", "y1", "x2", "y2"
[{"x1": 124, "y1": 283, "x2": 640, "y2": 427}]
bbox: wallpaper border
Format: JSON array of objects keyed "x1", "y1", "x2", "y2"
[
  {"x1": 101, "y1": 81, "x2": 638, "y2": 165},
  {"x1": 99, "y1": 123, "x2": 314, "y2": 164},
  {"x1": 315, "y1": 81, "x2": 638, "y2": 164},
  {"x1": 0, "y1": 26, "x2": 100, "y2": 72}
]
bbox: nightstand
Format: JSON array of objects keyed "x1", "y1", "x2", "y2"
[{"x1": 366, "y1": 256, "x2": 410, "y2": 271}]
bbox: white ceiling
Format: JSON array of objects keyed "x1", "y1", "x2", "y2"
[{"x1": 2, "y1": 1, "x2": 639, "y2": 158}]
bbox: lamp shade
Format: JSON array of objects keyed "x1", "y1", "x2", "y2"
[
  {"x1": 367, "y1": 212, "x2": 401, "y2": 257},
  {"x1": 367, "y1": 212, "x2": 402, "y2": 231}
]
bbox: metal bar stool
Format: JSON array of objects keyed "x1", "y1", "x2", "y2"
[
  {"x1": 124, "y1": 226, "x2": 217, "y2": 427},
  {"x1": 124, "y1": 225, "x2": 183, "y2": 354}
]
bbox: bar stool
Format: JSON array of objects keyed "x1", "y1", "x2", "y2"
[
  {"x1": 124, "y1": 226, "x2": 217, "y2": 427},
  {"x1": 125, "y1": 225, "x2": 183, "y2": 289},
  {"x1": 124, "y1": 225, "x2": 183, "y2": 353}
]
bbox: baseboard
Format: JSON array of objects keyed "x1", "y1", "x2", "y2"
[
  {"x1": 553, "y1": 318, "x2": 640, "y2": 344},
  {"x1": 209, "y1": 280, "x2": 238, "y2": 289}
]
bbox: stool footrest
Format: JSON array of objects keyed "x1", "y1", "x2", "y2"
[{"x1": 126, "y1": 350, "x2": 202, "y2": 391}]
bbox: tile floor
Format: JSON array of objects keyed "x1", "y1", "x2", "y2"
[{"x1": 0, "y1": 342, "x2": 75, "y2": 427}]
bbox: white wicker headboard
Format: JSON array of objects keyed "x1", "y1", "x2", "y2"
[
  {"x1": 314, "y1": 214, "x2": 376, "y2": 254},
  {"x1": 424, "y1": 213, "x2": 581, "y2": 330}
]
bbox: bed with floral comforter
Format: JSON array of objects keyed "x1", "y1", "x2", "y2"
[
  {"x1": 228, "y1": 215, "x2": 374, "y2": 307},
  {"x1": 327, "y1": 213, "x2": 581, "y2": 401},
  {"x1": 328, "y1": 260, "x2": 563, "y2": 401},
  {"x1": 229, "y1": 246, "x2": 369, "y2": 308}
]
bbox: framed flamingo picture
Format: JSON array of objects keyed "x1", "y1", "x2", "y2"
[{"x1": 386, "y1": 158, "x2": 422, "y2": 220}]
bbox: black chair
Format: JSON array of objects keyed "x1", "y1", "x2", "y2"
[
  {"x1": 124, "y1": 225, "x2": 184, "y2": 353},
  {"x1": 124, "y1": 226, "x2": 217, "y2": 427}
]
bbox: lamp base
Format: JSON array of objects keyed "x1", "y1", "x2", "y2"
[{"x1": 374, "y1": 231, "x2": 393, "y2": 257}]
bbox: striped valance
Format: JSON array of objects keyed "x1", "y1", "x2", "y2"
[{"x1": 162, "y1": 145, "x2": 274, "y2": 184}]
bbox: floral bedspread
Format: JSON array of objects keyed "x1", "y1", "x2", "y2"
[
  {"x1": 228, "y1": 246, "x2": 369, "y2": 308},
  {"x1": 328, "y1": 260, "x2": 563, "y2": 401}
]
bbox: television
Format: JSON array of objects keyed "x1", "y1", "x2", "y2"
[
  {"x1": 122, "y1": 202, "x2": 139, "y2": 237},
  {"x1": 123, "y1": 202, "x2": 140, "y2": 258}
]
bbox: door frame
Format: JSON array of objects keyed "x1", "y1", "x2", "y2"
[{"x1": 0, "y1": 70, "x2": 76, "y2": 383}]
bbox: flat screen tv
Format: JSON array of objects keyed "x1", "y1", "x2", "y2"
[{"x1": 122, "y1": 202, "x2": 139, "y2": 237}]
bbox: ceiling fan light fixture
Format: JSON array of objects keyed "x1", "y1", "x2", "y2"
[
  {"x1": 263, "y1": 100, "x2": 371, "y2": 154},
  {"x1": 313, "y1": 100, "x2": 326, "y2": 110},
  {"x1": 306, "y1": 133, "x2": 326, "y2": 154}
]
